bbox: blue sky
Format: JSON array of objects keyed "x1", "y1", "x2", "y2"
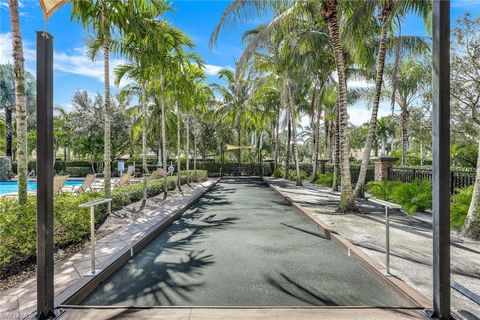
[
  {"x1": 1, "y1": 0, "x2": 480, "y2": 124},
  {"x1": 0, "y1": 0, "x2": 267, "y2": 108}
]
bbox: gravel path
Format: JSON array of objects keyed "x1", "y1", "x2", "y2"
[{"x1": 267, "y1": 178, "x2": 480, "y2": 320}]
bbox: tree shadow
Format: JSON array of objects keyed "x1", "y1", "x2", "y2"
[
  {"x1": 265, "y1": 273, "x2": 339, "y2": 306},
  {"x1": 280, "y1": 222, "x2": 329, "y2": 240},
  {"x1": 81, "y1": 188, "x2": 239, "y2": 306}
]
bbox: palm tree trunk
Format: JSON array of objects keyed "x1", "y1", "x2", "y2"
[
  {"x1": 312, "y1": 108, "x2": 322, "y2": 182},
  {"x1": 237, "y1": 124, "x2": 241, "y2": 165},
  {"x1": 332, "y1": 105, "x2": 340, "y2": 191},
  {"x1": 284, "y1": 118, "x2": 291, "y2": 179},
  {"x1": 161, "y1": 80, "x2": 168, "y2": 199},
  {"x1": 462, "y1": 139, "x2": 480, "y2": 240},
  {"x1": 324, "y1": 120, "x2": 330, "y2": 161},
  {"x1": 193, "y1": 106, "x2": 197, "y2": 172},
  {"x1": 286, "y1": 80, "x2": 302, "y2": 186},
  {"x1": 158, "y1": 110, "x2": 162, "y2": 167},
  {"x1": 186, "y1": 113, "x2": 190, "y2": 184},
  {"x1": 5, "y1": 106, "x2": 12, "y2": 157},
  {"x1": 401, "y1": 106, "x2": 409, "y2": 165},
  {"x1": 354, "y1": 13, "x2": 390, "y2": 198},
  {"x1": 274, "y1": 109, "x2": 280, "y2": 171},
  {"x1": 176, "y1": 103, "x2": 182, "y2": 192},
  {"x1": 141, "y1": 84, "x2": 148, "y2": 200},
  {"x1": 102, "y1": 13, "x2": 112, "y2": 212},
  {"x1": 381, "y1": 137, "x2": 386, "y2": 156},
  {"x1": 9, "y1": 0, "x2": 27, "y2": 204},
  {"x1": 323, "y1": 0, "x2": 356, "y2": 211}
]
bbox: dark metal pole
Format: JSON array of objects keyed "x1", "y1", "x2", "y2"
[
  {"x1": 36, "y1": 31, "x2": 55, "y2": 319},
  {"x1": 431, "y1": 1, "x2": 451, "y2": 319}
]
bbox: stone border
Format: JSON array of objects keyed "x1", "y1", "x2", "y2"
[
  {"x1": 56, "y1": 179, "x2": 219, "y2": 307},
  {"x1": 263, "y1": 178, "x2": 431, "y2": 309}
]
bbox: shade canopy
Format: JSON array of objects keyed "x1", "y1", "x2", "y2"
[
  {"x1": 39, "y1": 0, "x2": 67, "y2": 19},
  {"x1": 226, "y1": 144, "x2": 254, "y2": 151}
]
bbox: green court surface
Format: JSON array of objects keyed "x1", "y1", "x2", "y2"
[{"x1": 81, "y1": 179, "x2": 408, "y2": 307}]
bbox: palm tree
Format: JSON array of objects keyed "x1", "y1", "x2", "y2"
[
  {"x1": 8, "y1": 0, "x2": 28, "y2": 203},
  {"x1": 72, "y1": 0, "x2": 169, "y2": 207},
  {"x1": 0, "y1": 64, "x2": 35, "y2": 160},
  {"x1": 72, "y1": 0, "x2": 126, "y2": 207},
  {"x1": 349, "y1": 0, "x2": 431, "y2": 197},
  {"x1": 211, "y1": 68, "x2": 250, "y2": 165}
]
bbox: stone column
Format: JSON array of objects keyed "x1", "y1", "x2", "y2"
[
  {"x1": 373, "y1": 157, "x2": 397, "y2": 181},
  {"x1": 317, "y1": 159, "x2": 329, "y2": 174}
]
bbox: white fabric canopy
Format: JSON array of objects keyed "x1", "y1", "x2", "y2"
[{"x1": 39, "y1": 0, "x2": 67, "y2": 19}]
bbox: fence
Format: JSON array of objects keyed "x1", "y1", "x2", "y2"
[
  {"x1": 324, "y1": 164, "x2": 375, "y2": 184},
  {"x1": 388, "y1": 167, "x2": 476, "y2": 193}
]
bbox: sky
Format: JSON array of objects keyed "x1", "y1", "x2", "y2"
[{"x1": 1, "y1": 0, "x2": 480, "y2": 126}]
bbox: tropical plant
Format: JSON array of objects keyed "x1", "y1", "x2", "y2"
[{"x1": 7, "y1": 0, "x2": 29, "y2": 203}]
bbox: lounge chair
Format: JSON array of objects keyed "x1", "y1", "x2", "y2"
[
  {"x1": 149, "y1": 168, "x2": 166, "y2": 180},
  {"x1": 73, "y1": 174, "x2": 96, "y2": 194},
  {"x1": 53, "y1": 175, "x2": 68, "y2": 195},
  {"x1": 113, "y1": 173, "x2": 133, "y2": 188}
]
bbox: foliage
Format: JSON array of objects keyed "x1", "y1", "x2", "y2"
[
  {"x1": 366, "y1": 181, "x2": 401, "y2": 201},
  {"x1": 65, "y1": 167, "x2": 94, "y2": 177},
  {"x1": 314, "y1": 173, "x2": 334, "y2": 187},
  {"x1": 391, "y1": 180, "x2": 432, "y2": 215},
  {"x1": 451, "y1": 143, "x2": 478, "y2": 168},
  {"x1": 0, "y1": 170, "x2": 207, "y2": 269},
  {"x1": 273, "y1": 166, "x2": 284, "y2": 178},
  {"x1": 450, "y1": 186, "x2": 473, "y2": 230}
]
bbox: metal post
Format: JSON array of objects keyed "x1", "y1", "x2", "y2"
[
  {"x1": 36, "y1": 31, "x2": 55, "y2": 319},
  {"x1": 385, "y1": 206, "x2": 390, "y2": 274},
  {"x1": 431, "y1": 1, "x2": 451, "y2": 319},
  {"x1": 90, "y1": 206, "x2": 96, "y2": 274},
  {"x1": 79, "y1": 198, "x2": 111, "y2": 276}
]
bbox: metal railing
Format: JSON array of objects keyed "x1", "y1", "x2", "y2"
[{"x1": 79, "y1": 198, "x2": 112, "y2": 276}]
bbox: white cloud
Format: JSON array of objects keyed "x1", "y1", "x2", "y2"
[
  {"x1": 348, "y1": 101, "x2": 392, "y2": 126},
  {"x1": 54, "y1": 48, "x2": 127, "y2": 87},
  {"x1": 0, "y1": 33, "x2": 13, "y2": 64},
  {"x1": 0, "y1": 32, "x2": 127, "y2": 87},
  {"x1": 331, "y1": 71, "x2": 375, "y2": 89},
  {"x1": 204, "y1": 64, "x2": 231, "y2": 76}
]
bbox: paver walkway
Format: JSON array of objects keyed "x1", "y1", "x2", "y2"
[
  {"x1": 0, "y1": 179, "x2": 217, "y2": 320},
  {"x1": 266, "y1": 178, "x2": 480, "y2": 320}
]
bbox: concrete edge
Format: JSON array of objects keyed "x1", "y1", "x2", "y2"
[
  {"x1": 263, "y1": 178, "x2": 431, "y2": 310},
  {"x1": 55, "y1": 178, "x2": 220, "y2": 307}
]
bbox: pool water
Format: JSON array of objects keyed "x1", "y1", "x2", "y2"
[
  {"x1": 81, "y1": 179, "x2": 410, "y2": 307},
  {"x1": 0, "y1": 179, "x2": 84, "y2": 195}
]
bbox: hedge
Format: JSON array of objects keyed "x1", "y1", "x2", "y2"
[
  {"x1": 0, "y1": 170, "x2": 207, "y2": 270},
  {"x1": 65, "y1": 166, "x2": 94, "y2": 177}
]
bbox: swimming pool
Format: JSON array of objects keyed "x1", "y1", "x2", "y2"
[
  {"x1": 79, "y1": 179, "x2": 414, "y2": 307},
  {"x1": 0, "y1": 179, "x2": 84, "y2": 195}
]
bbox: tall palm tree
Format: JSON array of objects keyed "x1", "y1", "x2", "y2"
[
  {"x1": 349, "y1": 0, "x2": 431, "y2": 197},
  {"x1": 0, "y1": 64, "x2": 35, "y2": 160},
  {"x1": 72, "y1": 0, "x2": 169, "y2": 207},
  {"x1": 8, "y1": 0, "x2": 28, "y2": 203}
]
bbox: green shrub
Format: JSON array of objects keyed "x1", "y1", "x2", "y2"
[
  {"x1": 315, "y1": 173, "x2": 334, "y2": 187},
  {"x1": 366, "y1": 181, "x2": 401, "y2": 201},
  {"x1": 65, "y1": 166, "x2": 93, "y2": 177},
  {"x1": 273, "y1": 166, "x2": 285, "y2": 178},
  {"x1": 0, "y1": 170, "x2": 207, "y2": 269},
  {"x1": 392, "y1": 180, "x2": 432, "y2": 215},
  {"x1": 450, "y1": 186, "x2": 472, "y2": 230}
]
